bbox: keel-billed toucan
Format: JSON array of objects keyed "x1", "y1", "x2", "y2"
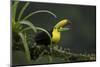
[
  {"x1": 34, "y1": 19, "x2": 72, "y2": 46},
  {"x1": 30, "y1": 19, "x2": 72, "y2": 60}
]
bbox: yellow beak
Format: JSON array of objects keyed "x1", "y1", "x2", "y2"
[{"x1": 54, "y1": 19, "x2": 68, "y2": 29}]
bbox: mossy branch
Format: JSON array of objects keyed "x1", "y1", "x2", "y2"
[{"x1": 51, "y1": 47, "x2": 96, "y2": 62}]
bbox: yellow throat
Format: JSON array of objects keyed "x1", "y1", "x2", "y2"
[
  {"x1": 52, "y1": 19, "x2": 69, "y2": 44},
  {"x1": 52, "y1": 28, "x2": 61, "y2": 44}
]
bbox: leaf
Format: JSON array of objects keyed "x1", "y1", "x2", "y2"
[
  {"x1": 12, "y1": 1, "x2": 19, "y2": 22},
  {"x1": 22, "y1": 10, "x2": 57, "y2": 20},
  {"x1": 19, "y1": 32, "x2": 31, "y2": 62},
  {"x1": 18, "y1": 2, "x2": 30, "y2": 21},
  {"x1": 21, "y1": 27, "x2": 31, "y2": 32},
  {"x1": 19, "y1": 21, "x2": 37, "y2": 33},
  {"x1": 48, "y1": 55, "x2": 53, "y2": 63}
]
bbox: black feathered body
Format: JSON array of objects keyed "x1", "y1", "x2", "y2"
[
  {"x1": 30, "y1": 30, "x2": 53, "y2": 60},
  {"x1": 34, "y1": 29, "x2": 52, "y2": 46}
]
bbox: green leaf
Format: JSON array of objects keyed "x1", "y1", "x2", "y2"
[
  {"x1": 19, "y1": 21, "x2": 37, "y2": 33},
  {"x1": 22, "y1": 10, "x2": 57, "y2": 20},
  {"x1": 48, "y1": 55, "x2": 53, "y2": 63},
  {"x1": 19, "y1": 32, "x2": 31, "y2": 62},
  {"x1": 21, "y1": 27, "x2": 31, "y2": 32},
  {"x1": 18, "y1": 2, "x2": 30, "y2": 21},
  {"x1": 12, "y1": 1, "x2": 19, "y2": 22}
]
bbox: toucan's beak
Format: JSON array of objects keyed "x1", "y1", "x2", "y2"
[
  {"x1": 57, "y1": 19, "x2": 72, "y2": 32},
  {"x1": 65, "y1": 20, "x2": 72, "y2": 30}
]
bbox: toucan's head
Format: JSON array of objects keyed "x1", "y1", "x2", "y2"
[
  {"x1": 54, "y1": 19, "x2": 72, "y2": 31},
  {"x1": 52, "y1": 19, "x2": 72, "y2": 44}
]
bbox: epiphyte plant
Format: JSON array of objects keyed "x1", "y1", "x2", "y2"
[
  {"x1": 12, "y1": 1, "x2": 59, "y2": 62},
  {"x1": 12, "y1": 1, "x2": 72, "y2": 62}
]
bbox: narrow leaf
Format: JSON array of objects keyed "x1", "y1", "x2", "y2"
[
  {"x1": 19, "y1": 32, "x2": 31, "y2": 62},
  {"x1": 18, "y1": 2, "x2": 29, "y2": 21},
  {"x1": 12, "y1": 1, "x2": 19, "y2": 22},
  {"x1": 22, "y1": 10, "x2": 57, "y2": 20},
  {"x1": 19, "y1": 21, "x2": 37, "y2": 33}
]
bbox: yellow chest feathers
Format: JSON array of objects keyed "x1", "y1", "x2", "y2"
[{"x1": 52, "y1": 29, "x2": 61, "y2": 44}]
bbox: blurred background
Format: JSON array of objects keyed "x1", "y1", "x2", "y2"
[{"x1": 15, "y1": 1, "x2": 96, "y2": 54}]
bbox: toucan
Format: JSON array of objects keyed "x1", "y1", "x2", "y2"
[
  {"x1": 30, "y1": 19, "x2": 72, "y2": 60},
  {"x1": 34, "y1": 19, "x2": 72, "y2": 46}
]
